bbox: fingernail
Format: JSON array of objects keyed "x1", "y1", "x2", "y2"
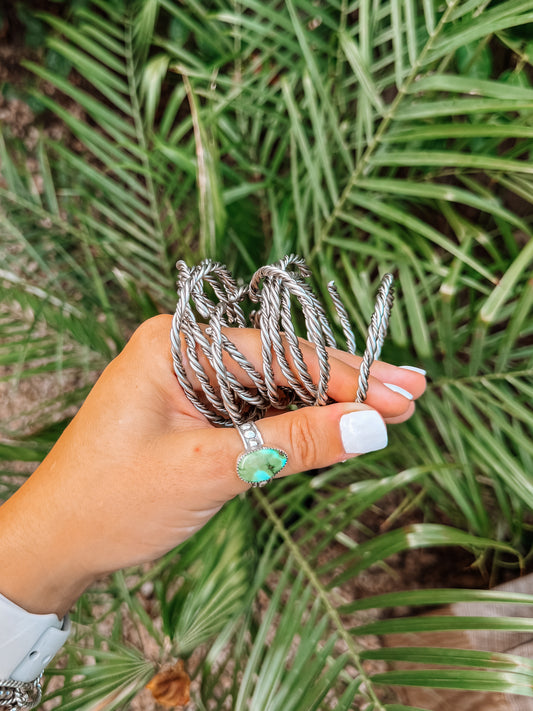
[
  {"x1": 400, "y1": 365, "x2": 427, "y2": 376},
  {"x1": 384, "y1": 383, "x2": 414, "y2": 400},
  {"x1": 340, "y1": 410, "x2": 388, "y2": 455}
]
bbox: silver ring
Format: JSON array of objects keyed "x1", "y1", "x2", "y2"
[{"x1": 236, "y1": 422, "x2": 288, "y2": 487}]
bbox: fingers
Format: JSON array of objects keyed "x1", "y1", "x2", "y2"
[
  {"x1": 328, "y1": 349, "x2": 426, "y2": 401},
  {"x1": 128, "y1": 315, "x2": 426, "y2": 422},
  {"x1": 174, "y1": 403, "x2": 389, "y2": 499},
  {"x1": 171, "y1": 322, "x2": 424, "y2": 417},
  {"x1": 325, "y1": 349, "x2": 426, "y2": 420},
  {"x1": 383, "y1": 400, "x2": 415, "y2": 425},
  {"x1": 255, "y1": 403, "x2": 388, "y2": 476}
]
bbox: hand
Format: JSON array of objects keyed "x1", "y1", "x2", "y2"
[{"x1": 0, "y1": 315, "x2": 425, "y2": 617}]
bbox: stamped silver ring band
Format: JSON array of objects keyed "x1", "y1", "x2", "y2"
[
  {"x1": 236, "y1": 422, "x2": 288, "y2": 488},
  {"x1": 236, "y1": 421, "x2": 264, "y2": 450}
]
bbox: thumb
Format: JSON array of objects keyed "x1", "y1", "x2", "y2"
[
  {"x1": 214, "y1": 403, "x2": 388, "y2": 494},
  {"x1": 258, "y1": 403, "x2": 387, "y2": 477}
]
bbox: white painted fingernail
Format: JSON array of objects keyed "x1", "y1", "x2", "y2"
[
  {"x1": 340, "y1": 410, "x2": 388, "y2": 455},
  {"x1": 400, "y1": 365, "x2": 426, "y2": 376},
  {"x1": 384, "y1": 383, "x2": 414, "y2": 400}
]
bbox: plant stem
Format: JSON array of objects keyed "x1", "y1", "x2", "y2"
[
  {"x1": 124, "y1": 17, "x2": 172, "y2": 280},
  {"x1": 256, "y1": 490, "x2": 388, "y2": 711}
]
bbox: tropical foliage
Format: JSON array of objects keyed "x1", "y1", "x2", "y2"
[{"x1": 1, "y1": 0, "x2": 533, "y2": 708}]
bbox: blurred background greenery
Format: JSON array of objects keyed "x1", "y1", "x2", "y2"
[{"x1": 1, "y1": 1, "x2": 533, "y2": 708}]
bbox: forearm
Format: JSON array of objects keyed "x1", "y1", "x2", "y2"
[
  {"x1": 0, "y1": 461, "x2": 80, "y2": 710},
  {"x1": 0, "y1": 454, "x2": 94, "y2": 619}
]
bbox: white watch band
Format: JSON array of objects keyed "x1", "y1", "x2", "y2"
[{"x1": 0, "y1": 593, "x2": 70, "y2": 683}]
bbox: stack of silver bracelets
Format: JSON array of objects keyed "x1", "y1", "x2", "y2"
[{"x1": 170, "y1": 254, "x2": 394, "y2": 426}]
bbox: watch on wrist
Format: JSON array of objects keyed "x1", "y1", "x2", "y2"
[{"x1": 0, "y1": 593, "x2": 71, "y2": 710}]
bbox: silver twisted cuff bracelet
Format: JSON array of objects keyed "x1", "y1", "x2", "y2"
[
  {"x1": 170, "y1": 254, "x2": 394, "y2": 428},
  {"x1": 0, "y1": 676, "x2": 42, "y2": 711}
]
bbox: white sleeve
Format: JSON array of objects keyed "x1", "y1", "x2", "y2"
[{"x1": 0, "y1": 593, "x2": 70, "y2": 682}]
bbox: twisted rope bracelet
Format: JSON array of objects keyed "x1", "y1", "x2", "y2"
[
  {"x1": 170, "y1": 255, "x2": 394, "y2": 427},
  {"x1": 0, "y1": 676, "x2": 41, "y2": 711}
]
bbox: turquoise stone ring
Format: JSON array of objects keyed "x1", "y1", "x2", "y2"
[
  {"x1": 236, "y1": 422, "x2": 288, "y2": 487},
  {"x1": 237, "y1": 447, "x2": 288, "y2": 486}
]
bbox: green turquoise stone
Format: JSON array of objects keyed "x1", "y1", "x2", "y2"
[{"x1": 237, "y1": 447, "x2": 288, "y2": 486}]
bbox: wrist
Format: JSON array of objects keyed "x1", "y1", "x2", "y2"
[{"x1": 0, "y1": 464, "x2": 95, "y2": 618}]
